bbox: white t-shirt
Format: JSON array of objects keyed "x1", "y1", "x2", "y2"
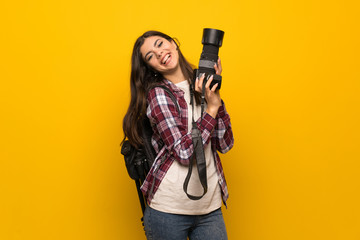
[{"x1": 150, "y1": 80, "x2": 222, "y2": 215}]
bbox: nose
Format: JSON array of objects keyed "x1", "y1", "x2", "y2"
[{"x1": 155, "y1": 49, "x2": 163, "y2": 59}]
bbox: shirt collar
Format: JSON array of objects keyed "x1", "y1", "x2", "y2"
[{"x1": 162, "y1": 79, "x2": 187, "y2": 93}]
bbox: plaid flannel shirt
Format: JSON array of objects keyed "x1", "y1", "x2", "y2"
[{"x1": 140, "y1": 79, "x2": 234, "y2": 206}]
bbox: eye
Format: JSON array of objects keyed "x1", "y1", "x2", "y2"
[
  {"x1": 158, "y1": 41, "x2": 163, "y2": 47},
  {"x1": 147, "y1": 55, "x2": 153, "y2": 61}
]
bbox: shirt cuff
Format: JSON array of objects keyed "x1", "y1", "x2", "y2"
[
  {"x1": 216, "y1": 100, "x2": 226, "y2": 119},
  {"x1": 200, "y1": 111, "x2": 217, "y2": 132}
]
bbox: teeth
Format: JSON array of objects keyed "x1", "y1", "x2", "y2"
[{"x1": 162, "y1": 54, "x2": 170, "y2": 64}]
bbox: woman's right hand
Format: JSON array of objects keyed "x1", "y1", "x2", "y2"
[{"x1": 195, "y1": 73, "x2": 222, "y2": 118}]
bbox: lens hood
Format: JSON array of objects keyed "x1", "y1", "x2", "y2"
[{"x1": 202, "y1": 28, "x2": 224, "y2": 47}]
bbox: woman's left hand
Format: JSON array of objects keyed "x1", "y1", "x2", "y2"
[{"x1": 214, "y1": 58, "x2": 222, "y2": 75}]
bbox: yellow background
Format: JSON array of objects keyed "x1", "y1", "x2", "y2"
[{"x1": 1, "y1": 0, "x2": 359, "y2": 239}]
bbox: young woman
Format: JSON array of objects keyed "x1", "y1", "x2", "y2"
[{"x1": 123, "y1": 30, "x2": 234, "y2": 240}]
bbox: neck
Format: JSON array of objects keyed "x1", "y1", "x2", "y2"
[{"x1": 163, "y1": 66, "x2": 186, "y2": 84}]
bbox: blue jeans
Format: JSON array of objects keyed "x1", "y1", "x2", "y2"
[{"x1": 143, "y1": 207, "x2": 228, "y2": 240}]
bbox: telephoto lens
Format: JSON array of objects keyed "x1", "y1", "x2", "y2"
[{"x1": 194, "y1": 28, "x2": 224, "y2": 90}]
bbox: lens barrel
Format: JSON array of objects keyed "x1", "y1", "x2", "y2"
[{"x1": 194, "y1": 28, "x2": 224, "y2": 90}]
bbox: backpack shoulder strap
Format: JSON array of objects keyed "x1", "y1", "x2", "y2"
[{"x1": 150, "y1": 85, "x2": 180, "y2": 114}]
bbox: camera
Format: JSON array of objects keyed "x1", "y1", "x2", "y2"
[{"x1": 194, "y1": 28, "x2": 224, "y2": 90}]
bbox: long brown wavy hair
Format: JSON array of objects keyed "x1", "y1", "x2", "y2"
[{"x1": 122, "y1": 30, "x2": 200, "y2": 148}]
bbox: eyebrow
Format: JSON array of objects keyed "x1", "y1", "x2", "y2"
[{"x1": 144, "y1": 38, "x2": 161, "y2": 60}]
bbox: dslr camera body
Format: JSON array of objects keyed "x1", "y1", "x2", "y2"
[{"x1": 194, "y1": 28, "x2": 224, "y2": 90}]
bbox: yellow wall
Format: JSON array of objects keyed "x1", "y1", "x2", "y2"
[{"x1": 1, "y1": 0, "x2": 359, "y2": 239}]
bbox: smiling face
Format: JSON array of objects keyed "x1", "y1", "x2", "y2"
[{"x1": 140, "y1": 36, "x2": 180, "y2": 75}]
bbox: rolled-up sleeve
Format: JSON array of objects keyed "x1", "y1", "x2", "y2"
[{"x1": 214, "y1": 101, "x2": 234, "y2": 153}]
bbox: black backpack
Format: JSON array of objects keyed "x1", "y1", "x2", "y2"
[{"x1": 120, "y1": 86, "x2": 180, "y2": 223}]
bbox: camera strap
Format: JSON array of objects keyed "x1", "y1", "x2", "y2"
[{"x1": 183, "y1": 83, "x2": 208, "y2": 200}]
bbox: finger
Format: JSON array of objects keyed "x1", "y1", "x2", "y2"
[
  {"x1": 198, "y1": 73, "x2": 205, "y2": 90},
  {"x1": 205, "y1": 75, "x2": 213, "y2": 89},
  {"x1": 214, "y1": 59, "x2": 222, "y2": 75},
  {"x1": 217, "y1": 58, "x2": 222, "y2": 74},
  {"x1": 214, "y1": 63, "x2": 220, "y2": 75},
  {"x1": 194, "y1": 77, "x2": 200, "y2": 92},
  {"x1": 210, "y1": 83, "x2": 219, "y2": 92}
]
